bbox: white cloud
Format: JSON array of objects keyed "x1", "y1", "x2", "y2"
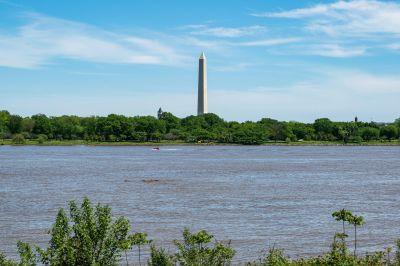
[
  {"x1": 250, "y1": 1, "x2": 400, "y2": 57},
  {"x1": 0, "y1": 13, "x2": 189, "y2": 69},
  {"x1": 185, "y1": 25, "x2": 266, "y2": 38},
  {"x1": 183, "y1": 37, "x2": 229, "y2": 51},
  {"x1": 333, "y1": 71, "x2": 400, "y2": 93},
  {"x1": 254, "y1": 0, "x2": 400, "y2": 37},
  {"x1": 183, "y1": 37, "x2": 301, "y2": 52},
  {"x1": 238, "y1": 38, "x2": 301, "y2": 47},
  {"x1": 387, "y1": 43, "x2": 400, "y2": 51},
  {"x1": 211, "y1": 63, "x2": 254, "y2": 72},
  {"x1": 306, "y1": 44, "x2": 367, "y2": 57}
]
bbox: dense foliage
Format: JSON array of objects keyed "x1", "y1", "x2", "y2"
[
  {"x1": 0, "y1": 110, "x2": 399, "y2": 144},
  {"x1": 1, "y1": 200, "x2": 400, "y2": 266}
]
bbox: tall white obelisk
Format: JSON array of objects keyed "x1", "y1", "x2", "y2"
[{"x1": 197, "y1": 52, "x2": 208, "y2": 115}]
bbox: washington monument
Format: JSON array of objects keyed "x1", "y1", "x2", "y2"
[{"x1": 197, "y1": 52, "x2": 208, "y2": 115}]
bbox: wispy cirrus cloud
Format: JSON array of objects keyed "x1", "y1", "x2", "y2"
[
  {"x1": 0, "y1": 13, "x2": 189, "y2": 69},
  {"x1": 211, "y1": 62, "x2": 254, "y2": 72},
  {"x1": 237, "y1": 38, "x2": 301, "y2": 47},
  {"x1": 387, "y1": 43, "x2": 400, "y2": 51},
  {"x1": 250, "y1": 0, "x2": 400, "y2": 58},
  {"x1": 183, "y1": 37, "x2": 229, "y2": 51},
  {"x1": 183, "y1": 24, "x2": 266, "y2": 38},
  {"x1": 304, "y1": 44, "x2": 367, "y2": 58},
  {"x1": 253, "y1": 0, "x2": 400, "y2": 37}
]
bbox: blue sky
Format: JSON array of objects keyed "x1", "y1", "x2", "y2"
[{"x1": 0, "y1": 0, "x2": 399, "y2": 122}]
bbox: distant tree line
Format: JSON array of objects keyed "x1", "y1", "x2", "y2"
[{"x1": 0, "y1": 110, "x2": 399, "y2": 144}]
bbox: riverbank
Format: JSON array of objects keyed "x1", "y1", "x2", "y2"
[{"x1": 1, "y1": 139, "x2": 400, "y2": 146}]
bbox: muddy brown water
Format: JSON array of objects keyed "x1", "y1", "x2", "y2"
[{"x1": 1, "y1": 145, "x2": 399, "y2": 263}]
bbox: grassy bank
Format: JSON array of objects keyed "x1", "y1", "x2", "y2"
[{"x1": 1, "y1": 139, "x2": 400, "y2": 146}]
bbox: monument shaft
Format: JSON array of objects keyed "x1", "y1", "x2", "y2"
[{"x1": 198, "y1": 52, "x2": 208, "y2": 115}]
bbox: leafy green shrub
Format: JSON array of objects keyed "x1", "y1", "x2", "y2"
[
  {"x1": 148, "y1": 245, "x2": 175, "y2": 266},
  {"x1": 395, "y1": 240, "x2": 400, "y2": 265},
  {"x1": 325, "y1": 233, "x2": 354, "y2": 265},
  {"x1": 353, "y1": 135, "x2": 363, "y2": 144},
  {"x1": 108, "y1": 134, "x2": 117, "y2": 142},
  {"x1": 0, "y1": 242, "x2": 38, "y2": 266},
  {"x1": 22, "y1": 132, "x2": 31, "y2": 139},
  {"x1": 37, "y1": 134, "x2": 48, "y2": 144},
  {"x1": 128, "y1": 232, "x2": 151, "y2": 266},
  {"x1": 174, "y1": 228, "x2": 235, "y2": 265},
  {"x1": 0, "y1": 251, "x2": 17, "y2": 266},
  {"x1": 16, "y1": 241, "x2": 36, "y2": 266},
  {"x1": 262, "y1": 247, "x2": 289, "y2": 265},
  {"x1": 12, "y1": 134, "x2": 25, "y2": 144},
  {"x1": 13, "y1": 197, "x2": 143, "y2": 266},
  {"x1": 360, "y1": 127, "x2": 380, "y2": 141},
  {"x1": 43, "y1": 198, "x2": 133, "y2": 265}
]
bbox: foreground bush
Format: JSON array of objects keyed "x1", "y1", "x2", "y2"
[
  {"x1": 0, "y1": 197, "x2": 143, "y2": 265},
  {"x1": 1, "y1": 200, "x2": 400, "y2": 265},
  {"x1": 246, "y1": 235, "x2": 388, "y2": 265},
  {"x1": 173, "y1": 228, "x2": 235, "y2": 265}
]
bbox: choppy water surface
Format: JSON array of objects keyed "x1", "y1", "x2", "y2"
[{"x1": 1, "y1": 145, "x2": 400, "y2": 263}]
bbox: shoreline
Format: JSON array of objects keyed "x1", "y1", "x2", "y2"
[{"x1": 1, "y1": 139, "x2": 400, "y2": 146}]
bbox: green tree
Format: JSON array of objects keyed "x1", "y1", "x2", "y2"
[
  {"x1": 181, "y1": 115, "x2": 207, "y2": 131},
  {"x1": 0, "y1": 251, "x2": 17, "y2": 266},
  {"x1": 348, "y1": 214, "x2": 365, "y2": 257},
  {"x1": 52, "y1": 116, "x2": 84, "y2": 140},
  {"x1": 21, "y1": 118, "x2": 35, "y2": 135},
  {"x1": 288, "y1": 122, "x2": 314, "y2": 141},
  {"x1": 360, "y1": 127, "x2": 380, "y2": 141},
  {"x1": 380, "y1": 125, "x2": 398, "y2": 140},
  {"x1": 17, "y1": 241, "x2": 37, "y2": 266},
  {"x1": 0, "y1": 110, "x2": 10, "y2": 134},
  {"x1": 133, "y1": 116, "x2": 166, "y2": 141},
  {"x1": 12, "y1": 134, "x2": 25, "y2": 144},
  {"x1": 37, "y1": 134, "x2": 48, "y2": 144},
  {"x1": 327, "y1": 233, "x2": 353, "y2": 265},
  {"x1": 394, "y1": 118, "x2": 400, "y2": 129},
  {"x1": 313, "y1": 118, "x2": 334, "y2": 140},
  {"x1": 159, "y1": 112, "x2": 181, "y2": 133},
  {"x1": 80, "y1": 116, "x2": 98, "y2": 141},
  {"x1": 148, "y1": 245, "x2": 174, "y2": 266},
  {"x1": 8, "y1": 115, "x2": 23, "y2": 134},
  {"x1": 174, "y1": 228, "x2": 235, "y2": 266},
  {"x1": 332, "y1": 209, "x2": 353, "y2": 235},
  {"x1": 396, "y1": 239, "x2": 400, "y2": 265},
  {"x1": 262, "y1": 247, "x2": 289, "y2": 266},
  {"x1": 337, "y1": 126, "x2": 350, "y2": 143},
  {"x1": 268, "y1": 122, "x2": 291, "y2": 142},
  {"x1": 0, "y1": 242, "x2": 38, "y2": 266},
  {"x1": 32, "y1": 197, "x2": 137, "y2": 265},
  {"x1": 232, "y1": 122, "x2": 265, "y2": 145},
  {"x1": 202, "y1": 113, "x2": 225, "y2": 129},
  {"x1": 129, "y1": 232, "x2": 151, "y2": 266},
  {"x1": 31, "y1": 114, "x2": 52, "y2": 137}
]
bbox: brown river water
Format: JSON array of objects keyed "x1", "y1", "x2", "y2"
[{"x1": 0, "y1": 145, "x2": 399, "y2": 263}]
